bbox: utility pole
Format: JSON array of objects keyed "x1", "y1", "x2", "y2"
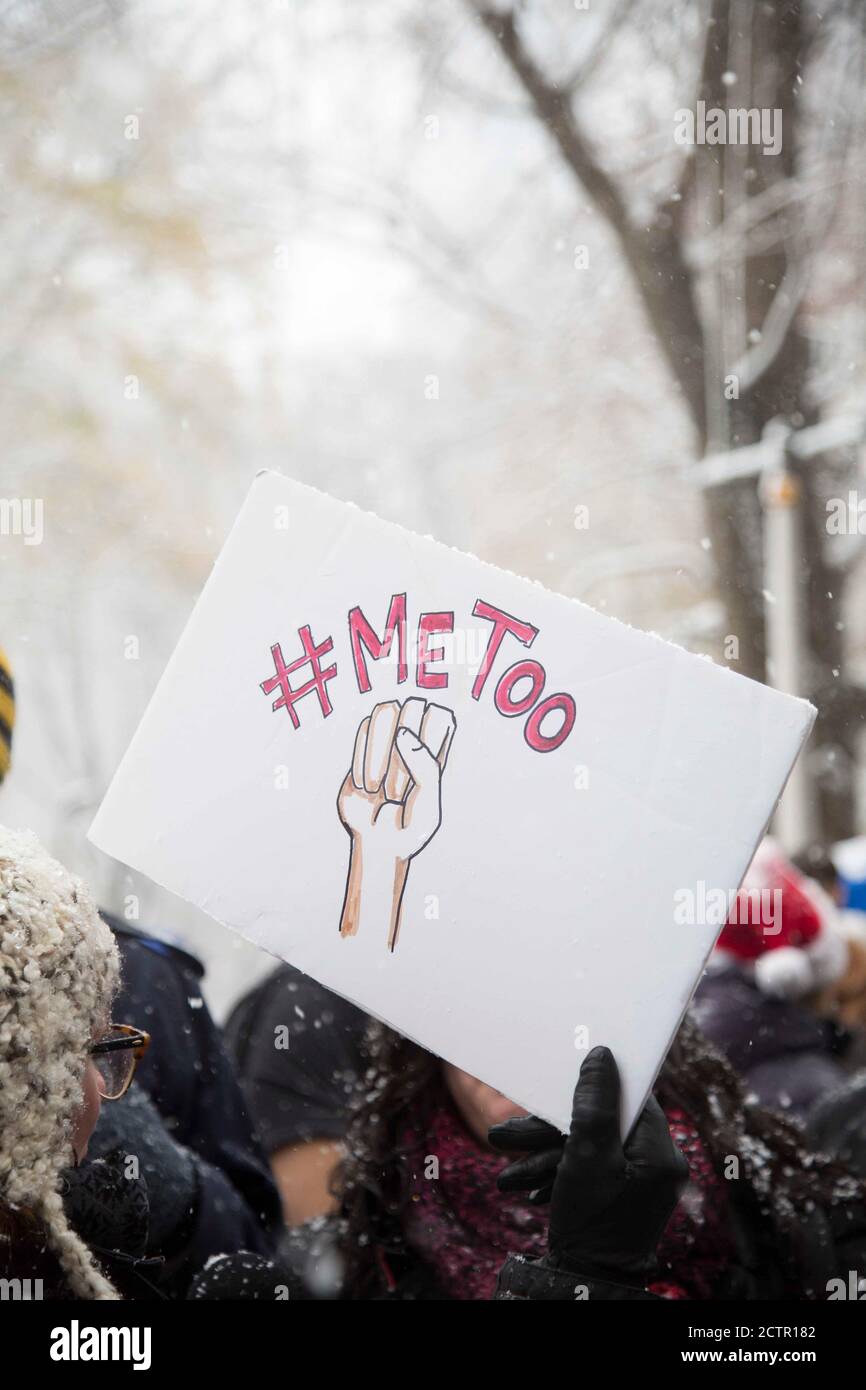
[{"x1": 759, "y1": 460, "x2": 815, "y2": 853}]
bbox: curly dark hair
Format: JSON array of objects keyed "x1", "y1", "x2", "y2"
[
  {"x1": 334, "y1": 1015, "x2": 865, "y2": 1298},
  {"x1": 334, "y1": 1023, "x2": 439, "y2": 1296}
]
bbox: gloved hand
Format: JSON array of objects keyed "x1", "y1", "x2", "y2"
[
  {"x1": 86, "y1": 1082, "x2": 197, "y2": 1253},
  {"x1": 187, "y1": 1251, "x2": 305, "y2": 1300},
  {"x1": 62, "y1": 1146, "x2": 150, "y2": 1259},
  {"x1": 489, "y1": 1046, "x2": 688, "y2": 1286}
]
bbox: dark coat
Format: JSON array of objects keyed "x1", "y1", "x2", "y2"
[
  {"x1": 807, "y1": 1070, "x2": 866, "y2": 1179},
  {"x1": 79, "y1": 917, "x2": 282, "y2": 1295},
  {"x1": 273, "y1": 1158, "x2": 866, "y2": 1302},
  {"x1": 692, "y1": 964, "x2": 849, "y2": 1118},
  {"x1": 276, "y1": 1197, "x2": 864, "y2": 1302}
]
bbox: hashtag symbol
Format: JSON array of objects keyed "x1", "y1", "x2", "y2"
[{"x1": 260, "y1": 626, "x2": 338, "y2": 729}]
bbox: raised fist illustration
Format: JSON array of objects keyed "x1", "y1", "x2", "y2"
[{"x1": 337, "y1": 697, "x2": 456, "y2": 951}]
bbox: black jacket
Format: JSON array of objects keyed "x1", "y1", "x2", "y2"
[
  {"x1": 807, "y1": 1071, "x2": 866, "y2": 1179},
  {"x1": 81, "y1": 917, "x2": 282, "y2": 1295},
  {"x1": 692, "y1": 964, "x2": 849, "y2": 1118},
  {"x1": 276, "y1": 1183, "x2": 866, "y2": 1301}
]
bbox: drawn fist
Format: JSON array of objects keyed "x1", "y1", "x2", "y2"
[{"x1": 337, "y1": 698, "x2": 456, "y2": 951}]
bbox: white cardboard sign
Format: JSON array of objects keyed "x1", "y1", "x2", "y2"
[{"x1": 89, "y1": 471, "x2": 815, "y2": 1132}]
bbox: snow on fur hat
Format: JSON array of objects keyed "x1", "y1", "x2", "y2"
[
  {"x1": 0, "y1": 826, "x2": 120, "y2": 1298},
  {"x1": 716, "y1": 837, "x2": 848, "y2": 1001}
]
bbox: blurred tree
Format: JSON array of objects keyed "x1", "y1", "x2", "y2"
[{"x1": 470, "y1": 0, "x2": 866, "y2": 841}]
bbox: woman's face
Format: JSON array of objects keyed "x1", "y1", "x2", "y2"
[
  {"x1": 442, "y1": 1062, "x2": 527, "y2": 1146},
  {"x1": 71, "y1": 1054, "x2": 103, "y2": 1164}
]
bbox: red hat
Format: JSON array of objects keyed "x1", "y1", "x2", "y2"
[{"x1": 716, "y1": 838, "x2": 848, "y2": 999}]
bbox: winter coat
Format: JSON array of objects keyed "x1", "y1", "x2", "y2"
[
  {"x1": 807, "y1": 1070, "x2": 866, "y2": 1179},
  {"x1": 276, "y1": 1092, "x2": 866, "y2": 1304},
  {"x1": 81, "y1": 917, "x2": 282, "y2": 1293},
  {"x1": 692, "y1": 963, "x2": 849, "y2": 1118},
  {"x1": 276, "y1": 1175, "x2": 866, "y2": 1302},
  {"x1": 86, "y1": 1083, "x2": 274, "y2": 1297}
]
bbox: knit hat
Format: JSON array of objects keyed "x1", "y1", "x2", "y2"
[
  {"x1": 0, "y1": 826, "x2": 121, "y2": 1298},
  {"x1": 715, "y1": 837, "x2": 849, "y2": 1000},
  {"x1": 0, "y1": 649, "x2": 13, "y2": 783}
]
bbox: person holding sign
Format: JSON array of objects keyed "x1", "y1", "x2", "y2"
[
  {"x1": 247, "y1": 1004, "x2": 866, "y2": 1300},
  {"x1": 81, "y1": 474, "x2": 866, "y2": 1299},
  {"x1": 89, "y1": 473, "x2": 825, "y2": 1161}
]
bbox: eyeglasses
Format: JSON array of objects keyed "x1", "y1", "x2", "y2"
[{"x1": 89, "y1": 1024, "x2": 151, "y2": 1101}]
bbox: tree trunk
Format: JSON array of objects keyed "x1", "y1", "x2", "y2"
[{"x1": 473, "y1": 0, "x2": 863, "y2": 840}]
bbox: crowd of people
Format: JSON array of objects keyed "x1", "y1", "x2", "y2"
[{"x1": 3, "y1": 642, "x2": 866, "y2": 1301}]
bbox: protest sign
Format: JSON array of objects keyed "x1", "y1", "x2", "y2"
[{"x1": 89, "y1": 471, "x2": 815, "y2": 1131}]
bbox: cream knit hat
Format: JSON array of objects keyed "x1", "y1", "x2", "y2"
[{"x1": 0, "y1": 825, "x2": 121, "y2": 1298}]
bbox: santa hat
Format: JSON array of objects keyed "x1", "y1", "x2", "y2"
[{"x1": 716, "y1": 837, "x2": 849, "y2": 1000}]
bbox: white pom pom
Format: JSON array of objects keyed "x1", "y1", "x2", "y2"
[
  {"x1": 754, "y1": 946, "x2": 814, "y2": 999},
  {"x1": 806, "y1": 922, "x2": 849, "y2": 989}
]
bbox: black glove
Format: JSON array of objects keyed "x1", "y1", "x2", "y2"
[
  {"x1": 187, "y1": 1252, "x2": 306, "y2": 1300},
  {"x1": 489, "y1": 1045, "x2": 688, "y2": 1286},
  {"x1": 62, "y1": 1146, "x2": 150, "y2": 1259},
  {"x1": 87, "y1": 1083, "x2": 197, "y2": 1253}
]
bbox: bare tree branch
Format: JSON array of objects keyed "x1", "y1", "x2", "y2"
[
  {"x1": 561, "y1": 0, "x2": 641, "y2": 95},
  {"x1": 469, "y1": 3, "x2": 708, "y2": 442}
]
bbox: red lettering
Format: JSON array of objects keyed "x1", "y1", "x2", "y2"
[
  {"x1": 525, "y1": 693, "x2": 576, "y2": 752},
  {"x1": 416, "y1": 611, "x2": 453, "y2": 690},
  {"x1": 348, "y1": 594, "x2": 407, "y2": 693},
  {"x1": 494, "y1": 660, "x2": 545, "y2": 716},
  {"x1": 471, "y1": 600, "x2": 538, "y2": 701}
]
